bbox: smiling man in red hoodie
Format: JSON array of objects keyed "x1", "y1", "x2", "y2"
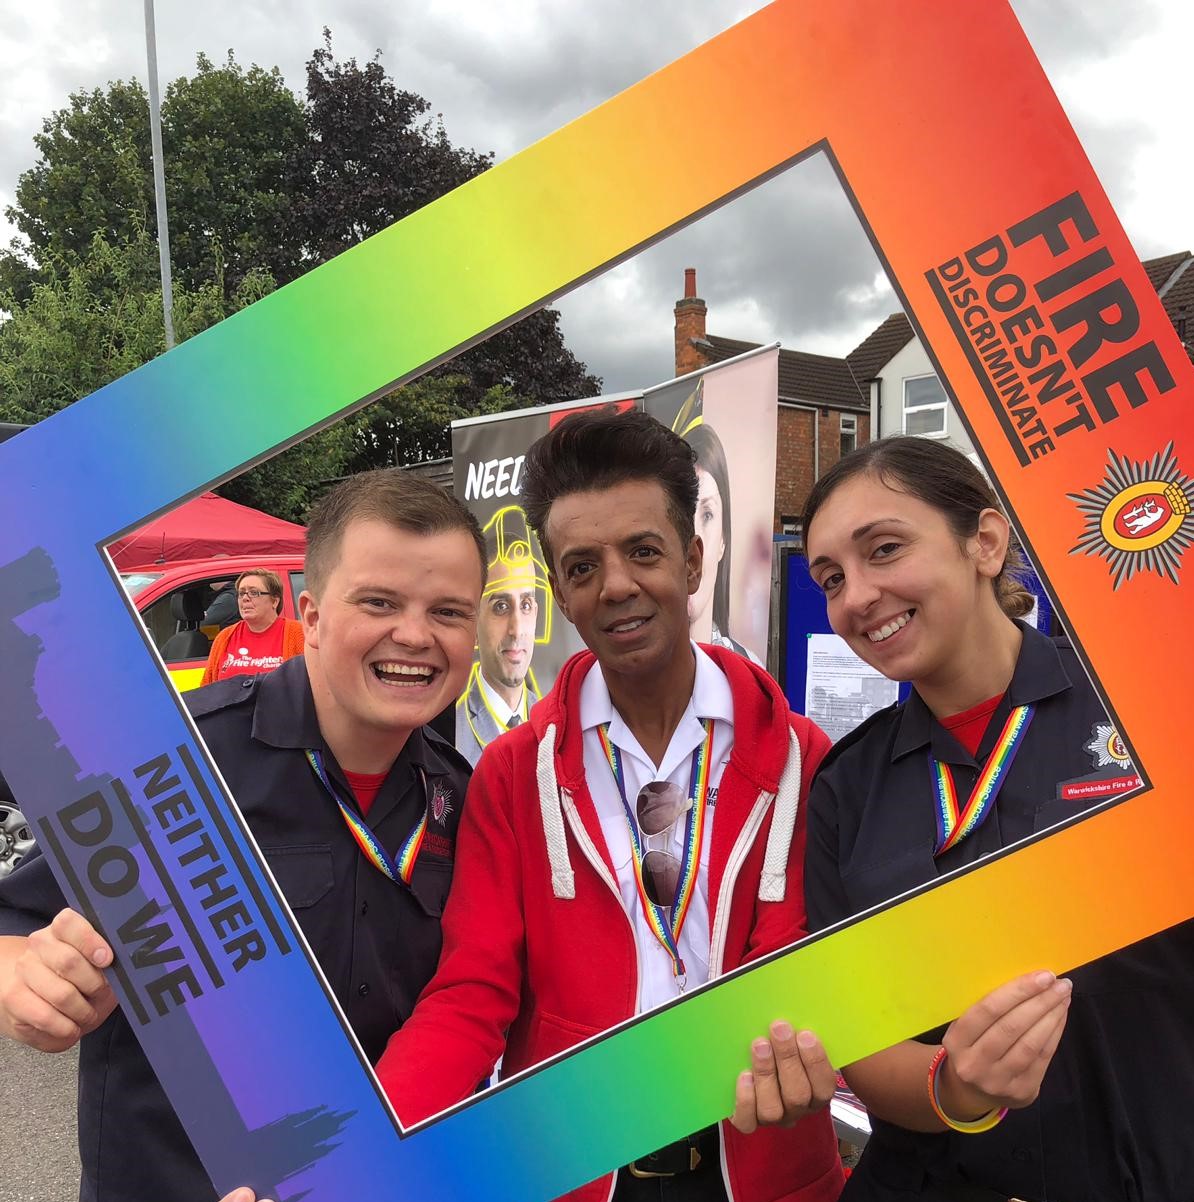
[{"x1": 377, "y1": 409, "x2": 844, "y2": 1202}]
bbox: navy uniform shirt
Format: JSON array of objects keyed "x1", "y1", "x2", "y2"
[
  {"x1": 806, "y1": 623, "x2": 1194, "y2": 1202},
  {"x1": 0, "y1": 656, "x2": 470, "y2": 1202}
]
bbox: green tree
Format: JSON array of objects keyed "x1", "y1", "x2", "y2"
[
  {"x1": 218, "y1": 423, "x2": 358, "y2": 524},
  {"x1": 284, "y1": 33, "x2": 492, "y2": 277},
  {"x1": 0, "y1": 224, "x2": 274, "y2": 425},
  {"x1": 446, "y1": 307, "x2": 603, "y2": 411},
  {"x1": 0, "y1": 77, "x2": 150, "y2": 303},
  {"x1": 1, "y1": 53, "x2": 305, "y2": 303},
  {"x1": 348, "y1": 374, "x2": 525, "y2": 474},
  {"x1": 0, "y1": 37, "x2": 601, "y2": 514},
  {"x1": 161, "y1": 53, "x2": 307, "y2": 291},
  {"x1": 283, "y1": 34, "x2": 601, "y2": 471},
  {"x1": 0, "y1": 223, "x2": 354, "y2": 523}
]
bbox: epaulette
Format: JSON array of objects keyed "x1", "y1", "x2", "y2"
[
  {"x1": 184, "y1": 675, "x2": 262, "y2": 720},
  {"x1": 421, "y1": 723, "x2": 474, "y2": 777},
  {"x1": 815, "y1": 700, "x2": 901, "y2": 776}
]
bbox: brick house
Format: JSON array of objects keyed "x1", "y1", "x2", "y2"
[{"x1": 676, "y1": 254, "x2": 1194, "y2": 529}]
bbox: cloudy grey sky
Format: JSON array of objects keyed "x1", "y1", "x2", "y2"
[{"x1": 0, "y1": 1, "x2": 1189, "y2": 392}]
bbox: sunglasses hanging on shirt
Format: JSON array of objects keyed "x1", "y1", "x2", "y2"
[{"x1": 598, "y1": 720, "x2": 714, "y2": 990}]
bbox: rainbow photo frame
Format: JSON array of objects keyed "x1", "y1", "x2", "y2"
[{"x1": 0, "y1": 2, "x2": 1190, "y2": 1198}]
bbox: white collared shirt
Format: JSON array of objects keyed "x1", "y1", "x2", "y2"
[
  {"x1": 477, "y1": 670, "x2": 527, "y2": 728},
  {"x1": 579, "y1": 643, "x2": 735, "y2": 1013}
]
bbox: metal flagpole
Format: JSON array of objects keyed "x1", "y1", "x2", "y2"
[{"x1": 143, "y1": 0, "x2": 175, "y2": 349}]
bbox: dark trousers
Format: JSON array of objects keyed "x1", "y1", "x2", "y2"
[
  {"x1": 842, "y1": 1167, "x2": 1020, "y2": 1202},
  {"x1": 612, "y1": 1128, "x2": 728, "y2": 1202}
]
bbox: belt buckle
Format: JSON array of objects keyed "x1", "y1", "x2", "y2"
[{"x1": 626, "y1": 1146, "x2": 701, "y2": 1178}]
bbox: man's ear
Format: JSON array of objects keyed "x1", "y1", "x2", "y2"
[
  {"x1": 298, "y1": 589, "x2": 320, "y2": 648},
  {"x1": 972, "y1": 508, "x2": 1012, "y2": 580},
  {"x1": 686, "y1": 535, "x2": 704, "y2": 598}
]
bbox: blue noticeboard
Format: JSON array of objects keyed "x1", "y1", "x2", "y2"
[{"x1": 777, "y1": 541, "x2": 1055, "y2": 721}]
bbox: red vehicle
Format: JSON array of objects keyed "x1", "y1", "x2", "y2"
[
  {"x1": 121, "y1": 553, "x2": 307, "y2": 692},
  {"x1": 0, "y1": 554, "x2": 305, "y2": 880}
]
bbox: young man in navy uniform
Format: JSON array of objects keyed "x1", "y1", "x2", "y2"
[{"x1": 0, "y1": 470, "x2": 484, "y2": 1202}]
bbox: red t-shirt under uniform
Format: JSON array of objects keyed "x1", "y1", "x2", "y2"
[
  {"x1": 215, "y1": 617, "x2": 286, "y2": 681},
  {"x1": 939, "y1": 693, "x2": 1004, "y2": 757},
  {"x1": 343, "y1": 770, "x2": 388, "y2": 817}
]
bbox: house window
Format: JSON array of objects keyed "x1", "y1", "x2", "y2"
[
  {"x1": 780, "y1": 515, "x2": 801, "y2": 536},
  {"x1": 840, "y1": 413, "x2": 857, "y2": 456},
  {"x1": 289, "y1": 570, "x2": 306, "y2": 612},
  {"x1": 903, "y1": 374, "x2": 948, "y2": 437}
]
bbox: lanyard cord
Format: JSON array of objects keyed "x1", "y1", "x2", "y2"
[
  {"x1": 304, "y1": 749, "x2": 427, "y2": 886},
  {"x1": 597, "y1": 720, "x2": 714, "y2": 982},
  {"x1": 929, "y1": 704, "x2": 1035, "y2": 856}
]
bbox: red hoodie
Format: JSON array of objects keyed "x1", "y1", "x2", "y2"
[{"x1": 377, "y1": 645, "x2": 844, "y2": 1202}]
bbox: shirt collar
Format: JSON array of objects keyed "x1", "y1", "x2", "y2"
[
  {"x1": 579, "y1": 641, "x2": 734, "y2": 772},
  {"x1": 891, "y1": 621, "x2": 1072, "y2": 762},
  {"x1": 476, "y1": 669, "x2": 525, "y2": 726},
  {"x1": 250, "y1": 656, "x2": 443, "y2": 773}
]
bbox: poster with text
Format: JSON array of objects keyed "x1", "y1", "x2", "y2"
[{"x1": 451, "y1": 348, "x2": 778, "y2": 764}]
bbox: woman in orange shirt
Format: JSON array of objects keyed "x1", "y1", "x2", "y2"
[{"x1": 200, "y1": 568, "x2": 303, "y2": 685}]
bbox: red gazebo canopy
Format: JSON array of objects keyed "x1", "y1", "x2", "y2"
[{"x1": 108, "y1": 493, "x2": 306, "y2": 569}]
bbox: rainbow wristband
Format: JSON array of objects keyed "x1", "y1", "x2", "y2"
[{"x1": 927, "y1": 1047, "x2": 1009, "y2": 1134}]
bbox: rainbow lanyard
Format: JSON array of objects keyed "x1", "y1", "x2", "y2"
[
  {"x1": 304, "y1": 749, "x2": 427, "y2": 886},
  {"x1": 929, "y1": 704, "x2": 1035, "y2": 857},
  {"x1": 597, "y1": 719, "x2": 714, "y2": 982}
]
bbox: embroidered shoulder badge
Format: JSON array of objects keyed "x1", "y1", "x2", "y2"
[
  {"x1": 431, "y1": 782, "x2": 454, "y2": 825},
  {"x1": 1084, "y1": 722, "x2": 1132, "y2": 771}
]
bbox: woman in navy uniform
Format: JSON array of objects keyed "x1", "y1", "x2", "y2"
[{"x1": 784, "y1": 436, "x2": 1194, "y2": 1202}]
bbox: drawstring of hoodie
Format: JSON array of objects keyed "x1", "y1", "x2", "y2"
[
  {"x1": 538, "y1": 723, "x2": 576, "y2": 899},
  {"x1": 758, "y1": 728, "x2": 802, "y2": 901}
]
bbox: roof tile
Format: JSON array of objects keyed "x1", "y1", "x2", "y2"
[{"x1": 696, "y1": 335, "x2": 868, "y2": 410}]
